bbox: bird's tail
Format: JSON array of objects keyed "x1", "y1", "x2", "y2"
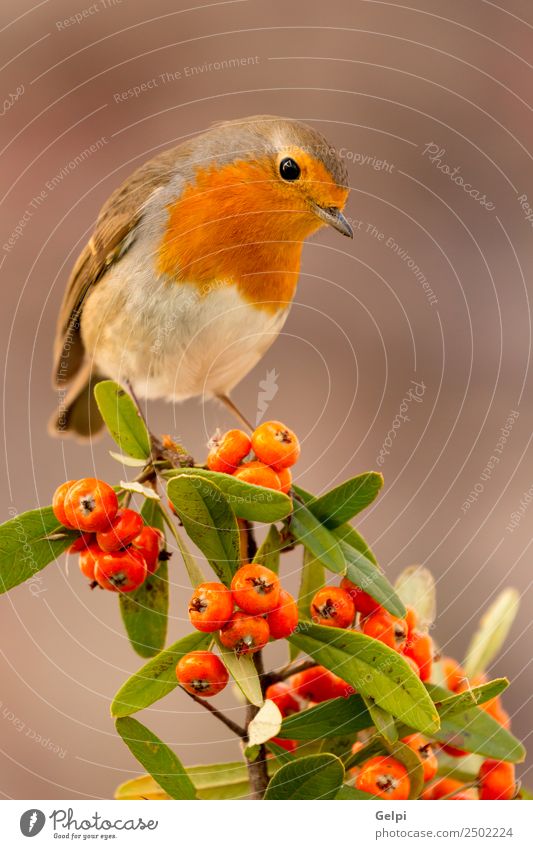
[{"x1": 48, "y1": 364, "x2": 104, "y2": 440}]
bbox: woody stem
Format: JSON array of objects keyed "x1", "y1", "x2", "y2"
[{"x1": 245, "y1": 650, "x2": 270, "y2": 800}]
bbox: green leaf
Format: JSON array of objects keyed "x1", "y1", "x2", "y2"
[
  {"x1": 161, "y1": 510, "x2": 205, "y2": 588},
  {"x1": 266, "y1": 741, "x2": 297, "y2": 765},
  {"x1": 277, "y1": 694, "x2": 372, "y2": 741},
  {"x1": 247, "y1": 699, "x2": 283, "y2": 747},
  {"x1": 363, "y1": 697, "x2": 397, "y2": 744},
  {"x1": 109, "y1": 451, "x2": 147, "y2": 467},
  {"x1": 297, "y1": 548, "x2": 326, "y2": 622},
  {"x1": 119, "y1": 480, "x2": 160, "y2": 500},
  {"x1": 386, "y1": 739, "x2": 424, "y2": 799},
  {"x1": 338, "y1": 539, "x2": 406, "y2": 619},
  {"x1": 264, "y1": 753, "x2": 344, "y2": 800},
  {"x1": 336, "y1": 785, "x2": 377, "y2": 799},
  {"x1": 115, "y1": 717, "x2": 196, "y2": 800},
  {"x1": 164, "y1": 468, "x2": 292, "y2": 523},
  {"x1": 289, "y1": 623, "x2": 440, "y2": 735},
  {"x1": 290, "y1": 498, "x2": 345, "y2": 574},
  {"x1": 395, "y1": 566, "x2": 436, "y2": 632},
  {"x1": 436, "y1": 678, "x2": 509, "y2": 718},
  {"x1": 306, "y1": 473, "x2": 383, "y2": 528},
  {"x1": 94, "y1": 380, "x2": 150, "y2": 459},
  {"x1": 115, "y1": 768, "x2": 252, "y2": 800},
  {"x1": 290, "y1": 547, "x2": 326, "y2": 661},
  {"x1": 0, "y1": 506, "x2": 77, "y2": 594},
  {"x1": 215, "y1": 636, "x2": 263, "y2": 707},
  {"x1": 332, "y1": 523, "x2": 378, "y2": 565},
  {"x1": 185, "y1": 762, "x2": 250, "y2": 799},
  {"x1": 425, "y1": 684, "x2": 525, "y2": 763},
  {"x1": 464, "y1": 588, "x2": 520, "y2": 677},
  {"x1": 253, "y1": 524, "x2": 282, "y2": 574},
  {"x1": 167, "y1": 475, "x2": 239, "y2": 586},
  {"x1": 119, "y1": 501, "x2": 168, "y2": 658},
  {"x1": 111, "y1": 631, "x2": 211, "y2": 716},
  {"x1": 119, "y1": 564, "x2": 169, "y2": 658}
]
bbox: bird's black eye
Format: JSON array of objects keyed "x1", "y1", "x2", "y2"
[{"x1": 279, "y1": 157, "x2": 301, "y2": 181}]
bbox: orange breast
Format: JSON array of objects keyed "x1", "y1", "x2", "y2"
[{"x1": 157, "y1": 158, "x2": 324, "y2": 313}]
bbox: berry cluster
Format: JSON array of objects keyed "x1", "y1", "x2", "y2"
[
  {"x1": 350, "y1": 740, "x2": 516, "y2": 800},
  {"x1": 207, "y1": 420, "x2": 300, "y2": 492},
  {"x1": 305, "y1": 583, "x2": 517, "y2": 799},
  {"x1": 309, "y1": 580, "x2": 433, "y2": 681},
  {"x1": 176, "y1": 564, "x2": 298, "y2": 697},
  {"x1": 52, "y1": 478, "x2": 164, "y2": 592}
]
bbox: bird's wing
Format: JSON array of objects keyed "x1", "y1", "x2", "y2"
[{"x1": 52, "y1": 146, "x2": 183, "y2": 387}]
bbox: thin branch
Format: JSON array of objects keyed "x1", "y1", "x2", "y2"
[
  {"x1": 182, "y1": 688, "x2": 246, "y2": 739},
  {"x1": 263, "y1": 659, "x2": 316, "y2": 687},
  {"x1": 242, "y1": 519, "x2": 258, "y2": 562}
]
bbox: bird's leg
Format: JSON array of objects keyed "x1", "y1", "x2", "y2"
[
  {"x1": 215, "y1": 394, "x2": 254, "y2": 431},
  {"x1": 125, "y1": 380, "x2": 193, "y2": 466}
]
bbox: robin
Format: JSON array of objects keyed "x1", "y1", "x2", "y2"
[{"x1": 50, "y1": 115, "x2": 352, "y2": 438}]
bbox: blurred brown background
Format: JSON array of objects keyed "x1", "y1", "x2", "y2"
[{"x1": 1, "y1": 0, "x2": 532, "y2": 799}]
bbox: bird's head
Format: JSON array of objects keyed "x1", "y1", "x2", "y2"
[
  {"x1": 192, "y1": 115, "x2": 353, "y2": 240},
  {"x1": 159, "y1": 116, "x2": 352, "y2": 303}
]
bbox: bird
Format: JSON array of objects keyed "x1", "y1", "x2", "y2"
[{"x1": 50, "y1": 115, "x2": 352, "y2": 439}]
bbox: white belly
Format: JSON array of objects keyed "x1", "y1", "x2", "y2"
[{"x1": 81, "y1": 257, "x2": 289, "y2": 402}]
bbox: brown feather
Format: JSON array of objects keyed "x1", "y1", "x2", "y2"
[{"x1": 51, "y1": 147, "x2": 182, "y2": 388}]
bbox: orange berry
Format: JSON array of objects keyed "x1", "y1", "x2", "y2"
[
  {"x1": 441, "y1": 656, "x2": 466, "y2": 692},
  {"x1": 207, "y1": 429, "x2": 251, "y2": 474},
  {"x1": 251, "y1": 420, "x2": 300, "y2": 470},
  {"x1": 356, "y1": 756, "x2": 410, "y2": 800},
  {"x1": 363, "y1": 610, "x2": 408, "y2": 651},
  {"x1": 93, "y1": 548, "x2": 147, "y2": 593},
  {"x1": 188, "y1": 582, "x2": 234, "y2": 632},
  {"x1": 52, "y1": 480, "x2": 77, "y2": 528},
  {"x1": 233, "y1": 461, "x2": 281, "y2": 490},
  {"x1": 311, "y1": 586, "x2": 355, "y2": 628},
  {"x1": 64, "y1": 478, "x2": 118, "y2": 533},
  {"x1": 482, "y1": 697, "x2": 511, "y2": 729},
  {"x1": 403, "y1": 630, "x2": 433, "y2": 681},
  {"x1": 219, "y1": 611, "x2": 270, "y2": 655},
  {"x1": 265, "y1": 682, "x2": 300, "y2": 716},
  {"x1": 176, "y1": 650, "x2": 228, "y2": 697},
  {"x1": 479, "y1": 760, "x2": 516, "y2": 800},
  {"x1": 290, "y1": 665, "x2": 351, "y2": 702},
  {"x1": 68, "y1": 532, "x2": 94, "y2": 554},
  {"x1": 431, "y1": 777, "x2": 477, "y2": 800},
  {"x1": 96, "y1": 508, "x2": 143, "y2": 552},
  {"x1": 231, "y1": 563, "x2": 280, "y2": 614},
  {"x1": 131, "y1": 526, "x2": 165, "y2": 574},
  {"x1": 405, "y1": 606, "x2": 418, "y2": 635},
  {"x1": 402, "y1": 734, "x2": 438, "y2": 782},
  {"x1": 271, "y1": 737, "x2": 297, "y2": 753},
  {"x1": 266, "y1": 588, "x2": 299, "y2": 639},
  {"x1": 276, "y1": 466, "x2": 292, "y2": 494},
  {"x1": 78, "y1": 541, "x2": 101, "y2": 582},
  {"x1": 340, "y1": 578, "x2": 382, "y2": 617}
]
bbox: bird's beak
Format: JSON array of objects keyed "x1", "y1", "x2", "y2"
[{"x1": 312, "y1": 203, "x2": 354, "y2": 238}]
